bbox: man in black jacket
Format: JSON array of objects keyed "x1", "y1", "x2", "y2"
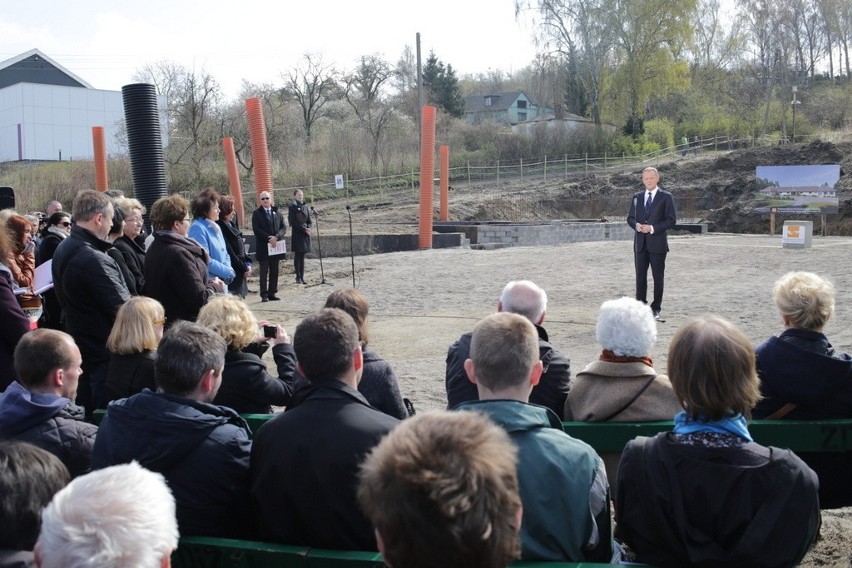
[
  {"x1": 52, "y1": 190, "x2": 129, "y2": 413},
  {"x1": 0, "y1": 329, "x2": 96, "y2": 478},
  {"x1": 250, "y1": 308, "x2": 399, "y2": 550},
  {"x1": 445, "y1": 280, "x2": 572, "y2": 419},
  {"x1": 250, "y1": 191, "x2": 287, "y2": 302},
  {"x1": 92, "y1": 322, "x2": 251, "y2": 538}
]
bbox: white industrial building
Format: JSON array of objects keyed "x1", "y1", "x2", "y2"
[{"x1": 0, "y1": 48, "x2": 166, "y2": 163}]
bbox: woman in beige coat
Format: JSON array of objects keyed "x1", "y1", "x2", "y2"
[{"x1": 564, "y1": 296, "x2": 682, "y2": 488}]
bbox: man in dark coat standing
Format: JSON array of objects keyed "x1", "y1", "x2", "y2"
[
  {"x1": 627, "y1": 167, "x2": 677, "y2": 321},
  {"x1": 288, "y1": 189, "x2": 312, "y2": 285},
  {"x1": 52, "y1": 190, "x2": 130, "y2": 413},
  {"x1": 250, "y1": 191, "x2": 286, "y2": 302},
  {"x1": 250, "y1": 308, "x2": 399, "y2": 550}
]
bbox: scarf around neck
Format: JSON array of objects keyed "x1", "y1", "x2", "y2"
[
  {"x1": 600, "y1": 349, "x2": 653, "y2": 367},
  {"x1": 673, "y1": 411, "x2": 753, "y2": 441}
]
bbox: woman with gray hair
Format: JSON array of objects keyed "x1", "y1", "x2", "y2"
[
  {"x1": 565, "y1": 297, "x2": 680, "y2": 423},
  {"x1": 753, "y1": 271, "x2": 852, "y2": 508}
]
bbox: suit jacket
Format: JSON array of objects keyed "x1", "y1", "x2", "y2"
[
  {"x1": 627, "y1": 188, "x2": 677, "y2": 254},
  {"x1": 251, "y1": 206, "x2": 287, "y2": 260}
]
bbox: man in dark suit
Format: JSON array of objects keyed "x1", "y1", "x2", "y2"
[
  {"x1": 251, "y1": 191, "x2": 287, "y2": 302},
  {"x1": 627, "y1": 167, "x2": 677, "y2": 320}
]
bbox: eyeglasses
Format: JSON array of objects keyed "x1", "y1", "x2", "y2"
[
  {"x1": 260, "y1": 197, "x2": 271, "y2": 201},
  {"x1": 154, "y1": 319, "x2": 166, "y2": 326},
  {"x1": 182, "y1": 218, "x2": 192, "y2": 222},
  {"x1": 59, "y1": 221, "x2": 71, "y2": 227}
]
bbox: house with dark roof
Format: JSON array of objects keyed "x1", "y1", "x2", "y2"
[
  {"x1": 463, "y1": 91, "x2": 549, "y2": 125},
  {"x1": 0, "y1": 48, "x2": 165, "y2": 163}
]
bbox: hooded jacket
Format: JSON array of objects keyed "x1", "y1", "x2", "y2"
[
  {"x1": 92, "y1": 389, "x2": 252, "y2": 537},
  {"x1": 456, "y1": 400, "x2": 611, "y2": 562},
  {"x1": 0, "y1": 381, "x2": 97, "y2": 478}
]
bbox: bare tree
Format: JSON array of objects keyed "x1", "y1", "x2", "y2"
[
  {"x1": 343, "y1": 54, "x2": 397, "y2": 172},
  {"x1": 285, "y1": 54, "x2": 339, "y2": 144}
]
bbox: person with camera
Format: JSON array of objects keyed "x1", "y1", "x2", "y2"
[{"x1": 197, "y1": 295, "x2": 297, "y2": 414}]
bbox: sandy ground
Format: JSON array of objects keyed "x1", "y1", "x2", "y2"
[{"x1": 249, "y1": 233, "x2": 852, "y2": 566}]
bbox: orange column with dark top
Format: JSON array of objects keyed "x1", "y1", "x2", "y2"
[
  {"x1": 92, "y1": 126, "x2": 109, "y2": 191},
  {"x1": 222, "y1": 137, "x2": 245, "y2": 227},
  {"x1": 419, "y1": 105, "x2": 437, "y2": 249},
  {"x1": 246, "y1": 98, "x2": 273, "y2": 203},
  {"x1": 440, "y1": 145, "x2": 449, "y2": 221}
]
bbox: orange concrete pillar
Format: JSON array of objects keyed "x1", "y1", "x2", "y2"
[
  {"x1": 246, "y1": 98, "x2": 273, "y2": 203},
  {"x1": 439, "y1": 145, "x2": 449, "y2": 221},
  {"x1": 92, "y1": 126, "x2": 109, "y2": 191},
  {"x1": 222, "y1": 137, "x2": 245, "y2": 227},
  {"x1": 418, "y1": 105, "x2": 436, "y2": 249}
]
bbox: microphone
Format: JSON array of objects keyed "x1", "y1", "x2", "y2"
[{"x1": 345, "y1": 205, "x2": 351, "y2": 211}]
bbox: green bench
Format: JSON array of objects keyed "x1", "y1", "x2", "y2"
[
  {"x1": 170, "y1": 535, "x2": 618, "y2": 568},
  {"x1": 95, "y1": 410, "x2": 852, "y2": 453}
]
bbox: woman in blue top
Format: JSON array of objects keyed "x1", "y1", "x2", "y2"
[{"x1": 188, "y1": 189, "x2": 235, "y2": 284}]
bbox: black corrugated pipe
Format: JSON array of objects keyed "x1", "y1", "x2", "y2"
[{"x1": 122, "y1": 83, "x2": 167, "y2": 233}]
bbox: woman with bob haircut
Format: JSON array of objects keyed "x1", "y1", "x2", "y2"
[
  {"x1": 564, "y1": 297, "x2": 681, "y2": 487},
  {"x1": 197, "y1": 295, "x2": 296, "y2": 414},
  {"x1": 753, "y1": 271, "x2": 852, "y2": 508},
  {"x1": 104, "y1": 297, "x2": 165, "y2": 403},
  {"x1": 143, "y1": 195, "x2": 224, "y2": 324},
  {"x1": 615, "y1": 315, "x2": 820, "y2": 568},
  {"x1": 323, "y1": 289, "x2": 410, "y2": 419},
  {"x1": 188, "y1": 189, "x2": 235, "y2": 285}
]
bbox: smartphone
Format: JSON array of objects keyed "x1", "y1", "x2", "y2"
[{"x1": 263, "y1": 325, "x2": 277, "y2": 339}]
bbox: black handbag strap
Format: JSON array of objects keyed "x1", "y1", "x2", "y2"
[{"x1": 600, "y1": 374, "x2": 657, "y2": 422}]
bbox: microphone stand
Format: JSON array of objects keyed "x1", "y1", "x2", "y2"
[
  {"x1": 346, "y1": 205, "x2": 355, "y2": 288},
  {"x1": 310, "y1": 207, "x2": 330, "y2": 285}
]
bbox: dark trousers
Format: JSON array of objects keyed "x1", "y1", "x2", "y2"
[
  {"x1": 635, "y1": 250, "x2": 666, "y2": 313},
  {"x1": 259, "y1": 256, "x2": 280, "y2": 298},
  {"x1": 78, "y1": 360, "x2": 109, "y2": 418},
  {"x1": 294, "y1": 252, "x2": 306, "y2": 282}
]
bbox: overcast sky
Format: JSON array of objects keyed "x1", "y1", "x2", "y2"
[{"x1": 1, "y1": 1, "x2": 539, "y2": 100}]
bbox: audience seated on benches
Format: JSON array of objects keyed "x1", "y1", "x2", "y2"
[
  {"x1": 753, "y1": 271, "x2": 852, "y2": 508},
  {"x1": 564, "y1": 297, "x2": 681, "y2": 488},
  {"x1": 616, "y1": 315, "x2": 820, "y2": 567},
  {"x1": 359, "y1": 410, "x2": 523, "y2": 568}
]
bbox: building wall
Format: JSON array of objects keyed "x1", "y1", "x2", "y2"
[{"x1": 0, "y1": 83, "x2": 167, "y2": 162}]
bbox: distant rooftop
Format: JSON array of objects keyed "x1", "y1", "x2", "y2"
[{"x1": 0, "y1": 48, "x2": 93, "y2": 90}]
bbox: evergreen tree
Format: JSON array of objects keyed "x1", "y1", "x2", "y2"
[{"x1": 422, "y1": 52, "x2": 465, "y2": 118}]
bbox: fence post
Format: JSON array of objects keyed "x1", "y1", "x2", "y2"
[
  {"x1": 467, "y1": 161, "x2": 471, "y2": 191},
  {"x1": 497, "y1": 160, "x2": 500, "y2": 189},
  {"x1": 544, "y1": 155, "x2": 547, "y2": 182},
  {"x1": 520, "y1": 158, "x2": 524, "y2": 183},
  {"x1": 565, "y1": 154, "x2": 568, "y2": 179}
]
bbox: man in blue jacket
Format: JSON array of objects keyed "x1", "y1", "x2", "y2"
[
  {"x1": 92, "y1": 321, "x2": 251, "y2": 538},
  {"x1": 627, "y1": 167, "x2": 677, "y2": 321},
  {"x1": 457, "y1": 312, "x2": 614, "y2": 562}
]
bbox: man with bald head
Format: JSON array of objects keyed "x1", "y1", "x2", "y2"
[
  {"x1": 445, "y1": 280, "x2": 572, "y2": 418},
  {"x1": 251, "y1": 191, "x2": 287, "y2": 302}
]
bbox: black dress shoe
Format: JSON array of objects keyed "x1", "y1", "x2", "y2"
[
  {"x1": 268, "y1": 295, "x2": 281, "y2": 301},
  {"x1": 261, "y1": 297, "x2": 269, "y2": 303}
]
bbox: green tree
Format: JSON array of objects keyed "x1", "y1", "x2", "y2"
[{"x1": 422, "y1": 52, "x2": 465, "y2": 118}]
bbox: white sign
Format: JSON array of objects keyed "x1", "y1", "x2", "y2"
[{"x1": 334, "y1": 174, "x2": 345, "y2": 189}]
